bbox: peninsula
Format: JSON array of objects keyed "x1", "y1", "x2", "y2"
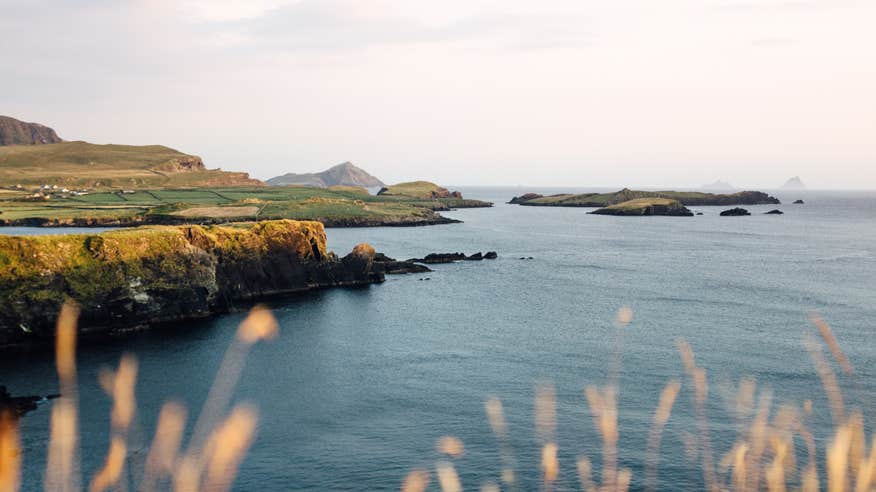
[
  {"x1": 0, "y1": 220, "x2": 473, "y2": 349},
  {"x1": 0, "y1": 117, "x2": 491, "y2": 228}
]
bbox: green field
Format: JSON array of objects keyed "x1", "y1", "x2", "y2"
[{"x1": 0, "y1": 186, "x2": 490, "y2": 227}]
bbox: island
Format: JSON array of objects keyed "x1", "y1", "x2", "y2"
[
  {"x1": 589, "y1": 198, "x2": 694, "y2": 216},
  {"x1": 508, "y1": 188, "x2": 780, "y2": 207}
]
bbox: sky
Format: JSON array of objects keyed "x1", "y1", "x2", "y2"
[{"x1": 1, "y1": 0, "x2": 874, "y2": 189}]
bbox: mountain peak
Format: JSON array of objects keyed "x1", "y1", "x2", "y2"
[
  {"x1": 267, "y1": 162, "x2": 385, "y2": 188},
  {"x1": 781, "y1": 176, "x2": 806, "y2": 190},
  {"x1": 0, "y1": 115, "x2": 63, "y2": 145}
]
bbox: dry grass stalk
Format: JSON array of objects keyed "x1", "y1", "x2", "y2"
[
  {"x1": 585, "y1": 385, "x2": 618, "y2": 490},
  {"x1": 435, "y1": 461, "x2": 462, "y2": 492},
  {"x1": 401, "y1": 470, "x2": 430, "y2": 492},
  {"x1": 142, "y1": 402, "x2": 187, "y2": 491},
  {"x1": 437, "y1": 436, "x2": 465, "y2": 458},
  {"x1": 576, "y1": 456, "x2": 596, "y2": 492},
  {"x1": 541, "y1": 442, "x2": 558, "y2": 488},
  {"x1": 804, "y1": 335, "x2": 846, "y2": 425},
  {"x1": 88, "y1": 437, "x2": 126, "y2": 492},
  {"x1": 809, "y1": 313, "x2": 854, "y2": 376},
  {"x1": 202, "y1": 404, "x2": 259, "y2": 492},
  {"x1": 645, "y1": 379, "x2": 681, "y2": 492},
  {"x1": 0, "y1": 412, "x2": 20, "y2": 492},
  {"x1": 45, "y1": 302, "x2": 81, "y2": 492}
]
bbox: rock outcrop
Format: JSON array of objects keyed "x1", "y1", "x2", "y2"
[
  {"x1": 0, "y1": 220, "x2": 383, "y2": 349},
  {"x1": 407, "y1": 252, "x2": 496, "y2": 263},
  {"x1": 0, "y1": 115, "x2": 62, "y2": 145},
  {"x1": 508, "y1": 193, "x2": 544, "y2": 204},
  {"x1": 590, "y1": 198, "x2": 694, "y2": 217},
  {"x1": 720, "y1": 208, "x2": 751, "y2": 216},
  {"x1": 793, "y1": 200, "x2": 805, "y2": 204},
  {"x1": 765, "y1": 209, "x2": 784, "y2": 215}
]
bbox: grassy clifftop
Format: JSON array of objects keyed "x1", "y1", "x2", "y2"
[
  {"x1": 0, "y1": 141, "x2": 262, "y2": 188},
  {"x1": 377, "y1": 181, "x2": 462, "y2": 200},
  {"x1": 0, "y1": 220, "x2": 385, "y2": 347}
]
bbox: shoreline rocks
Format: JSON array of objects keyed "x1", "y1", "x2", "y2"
[
  {"x1": 720, "y1": 208, "x2": 751, "y2": 216},
  {"x1": 765, "y1": 209, "x2": 784, "y2": 215}
]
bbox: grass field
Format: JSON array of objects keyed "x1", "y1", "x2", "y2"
[
  {"x1": 0, "y1": 141, "x2": 260, "y2": 188},
  {"x1": 0, "y1": 186, "x2": 488, "y2": 226}
]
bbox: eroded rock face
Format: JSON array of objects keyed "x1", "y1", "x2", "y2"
[
  {"x1": 720, "y1": 208, "x2": 751, "y2": 216},
  {"x1": 0, "y1": 220, "x2": 383, "y2": 349}
]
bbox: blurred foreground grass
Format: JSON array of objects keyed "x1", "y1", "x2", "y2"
[{"x1": 0, "y1": 306, "x2": 872, "y2": 491}]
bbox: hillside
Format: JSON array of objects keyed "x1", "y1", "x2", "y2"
[
  {"x1": 267, "y1": 162, "x2": 384, "y2": 188},
  {"x1": 0, "y1": 141, "x2": 262, "y2": 188},
  {"x1": 377, "y1": 181, "x2": 462, "y2": 200},
  {"x1": 0, "y1": 115, "x2": 62, "y2": 145},
  {"x1": 509, "y1": 188, "x2": 780, "y2": 207}
]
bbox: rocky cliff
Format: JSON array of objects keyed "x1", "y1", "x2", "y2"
[
  {"x1": 0, "y1": 220, "x2": 382, "y2": 349},
  {"x1": 0, "y1": 115, "x2": 62, "y2": 145}
]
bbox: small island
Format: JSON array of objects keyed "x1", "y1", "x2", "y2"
[
  {"x1": 509, "y1": 188, "x2": 780, "y2": 207},
  {"x1": 589, "y1": 198, "x2": 694, "y2": 216}
]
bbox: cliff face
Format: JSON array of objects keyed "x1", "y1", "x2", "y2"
[
  {"x1": 0, "y1": 116, "x2": 62, "y2": 145},
  {"x1": 0, "y1": 220, "x2": 382, "y2": 348}
]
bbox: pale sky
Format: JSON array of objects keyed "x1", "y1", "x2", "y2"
[{"x1": 2, "y1": 0, "x2": 874, "y2": 188}]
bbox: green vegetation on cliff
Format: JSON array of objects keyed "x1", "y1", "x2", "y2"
[
  {"x1": 0, "y1": 220, "x2": 381, "y2": 348},
  {"x1": 0, "y1": 141, "x2": 261, "y2": 188},
  {"x1": 510, "y1": 188, "x2": 780, "y2": 207},
  {"x1": 378, "y1": 181, "x2": 461, "y2": 199}
]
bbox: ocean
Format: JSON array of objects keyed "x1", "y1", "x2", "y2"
[{"x1": 1, "y1": 187, "x2": 875, "y2": 490}]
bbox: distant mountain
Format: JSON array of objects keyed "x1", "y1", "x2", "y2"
[
  {"x1": 700, "y1": 179, "x2": 736, "y2": 191},
  {"x1": 781, "y1": 176, "x2": 806, "y2": 190},
  {"x1": 0, "y1": 115, "x2": 62, "y2": 145},
  {"x1": 267, "y1": 162, "x2": 384, "y2": 188}
]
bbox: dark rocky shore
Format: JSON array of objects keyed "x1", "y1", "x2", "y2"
[{"x1": 0, "y1": 220, "x2": 489, "y2": 350}]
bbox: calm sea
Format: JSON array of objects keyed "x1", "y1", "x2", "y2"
[{"x1": 1, "y1": 188, "x2": 875, "y2": 490}]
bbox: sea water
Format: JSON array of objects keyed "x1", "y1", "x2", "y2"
[{"x1": 1, "y1": 188, "x2": 875, "y2": 490}]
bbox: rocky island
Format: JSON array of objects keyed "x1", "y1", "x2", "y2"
[
  {"x1": 509, "y1": 188, "x2": 780, "y2": 207},
  {"x1": 0, "y1": 220, "x2": 490, "y2": 350},
  {"x1": 589, "y1": 198, "x2": 694, "y2": 216}
]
